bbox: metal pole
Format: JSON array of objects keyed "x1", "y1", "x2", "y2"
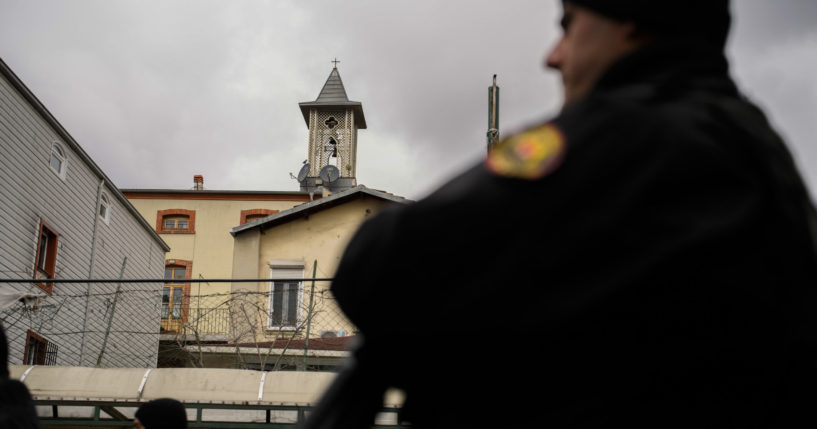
[
  {"x1": 487, "y1": 74, "x2": 500, "y2": 153},
  {"x1": 303, "y1": 260, "x2": 318, "y2": 369},
  {"x1": 96, "y1": 257, "x2": 127, "y2": 367},
  {"x1": 79, "y1": 178, "x2": 105, "y2": 365}
]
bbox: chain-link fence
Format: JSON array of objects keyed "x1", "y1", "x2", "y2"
[
  {"x1": 1, "y1": 281, "x2": 163, "y2": 368},
  {"x1": 159, "y1": 279, "x2": 354, "y2": 371},
  {"x1": 0, "y1": 278, "x2": 354, "y2": 372}
]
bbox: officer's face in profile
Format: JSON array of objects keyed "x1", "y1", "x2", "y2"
[{"x1": 546, "y1": 3, "x2": 644, "y2": 106}]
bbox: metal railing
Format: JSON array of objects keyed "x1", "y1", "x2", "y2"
[{"x1": 160, "y1": 307, "x2": 231, "y2": 336}]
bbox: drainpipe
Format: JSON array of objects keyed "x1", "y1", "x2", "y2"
[{"x1": 79, "y1": 178, "x2": 105, "y2": 365}]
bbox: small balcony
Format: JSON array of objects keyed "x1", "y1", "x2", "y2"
[{"x1": 160, "y1": 307, "x2": 231, "y2": 342}]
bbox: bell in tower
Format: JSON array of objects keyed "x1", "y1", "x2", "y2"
[{"x1": 297, "y1": 60, "x2": 367, "y2": 193}]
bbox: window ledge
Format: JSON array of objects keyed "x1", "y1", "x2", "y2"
[
  {"x1": 265, "y1": 327, "x2": 299, "y2": 333},
  {"x1": 157, "y1": 229, "x2": 195, "y2": 235}
]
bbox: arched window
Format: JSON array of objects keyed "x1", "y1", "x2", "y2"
[
  {"x1": 156, "y1": 209, "x2": 196, "y2": 234},
  {"x1": 161, "y1": 261, "x2": 191, "y2": 334},
  {"x1": 240, "y1": 209, "x2": 279, "y2": 225},
  {"x1": 324, "y1": 137, "x2": 338, "y2": 166},
  {"x1": 98, "y1": 193, "x2": 111, "y2": 223},
  {"x1": 49, "y1": 142, "x2": 67, "y2": 178},
  {"x1": 163, "y1": 215, "x2": 189, "y2": 230}
]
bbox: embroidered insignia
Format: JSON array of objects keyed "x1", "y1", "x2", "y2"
[{"x1": 485, "y1": 124, "x2": 566, "y2": 180}]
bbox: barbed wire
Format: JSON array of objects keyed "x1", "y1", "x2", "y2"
[
  {"x1": 1, "y1": 277, "x2": 353, "y2": 371},
  {"x1": 0, "y1": 279, "x2": 337, "y2": 300}
]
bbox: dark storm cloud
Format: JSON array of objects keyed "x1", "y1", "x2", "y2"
[
  {"x1": 1, "y1": 0, "x2": 561, "y2": 198},
  {"x1": 0, "y1": 0, "x2": 252, "y2": 188},
  {"x1": 730, "y1": 0, "x2": 817, "y2": 47},
  {"x1": 729, "y1": 1, "x2": 817, "y2": 199},
  {"x1": 288, "y1": 0, "x2": 560, "y2": 196},
  {"x1": 1, "y1": 1, "x2": 816, "y2": 199}
]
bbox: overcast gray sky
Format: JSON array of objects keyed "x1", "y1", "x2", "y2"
[{"x1": 2, "y1": 1, "x2": 817, "y2": 200}]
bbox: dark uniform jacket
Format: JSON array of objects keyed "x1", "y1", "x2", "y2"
[{"x1": 329, "y1": 39, "x2": 817, "y2": 428}]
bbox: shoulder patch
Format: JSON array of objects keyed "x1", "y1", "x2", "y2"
[{"x1": 485, "y1": 124, "x2": 566, "y2": 180}]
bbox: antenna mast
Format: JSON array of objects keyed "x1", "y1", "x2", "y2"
[{"x1": 487, "y1": 74, "x2": 500, "y2": 152}]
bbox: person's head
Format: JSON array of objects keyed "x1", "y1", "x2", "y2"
[
  {"x1": 0, "y1": 379, "x2": 42, "y2": 429},
  {"x1": 1, "y1": 322, "x2": 9, "y2": 380},
  {"x1": 134, "y1": 398, "x2": 187, "y2": 429},
  {"x1": 546, "y1": 0, "x2": 731, "y2": 105}
]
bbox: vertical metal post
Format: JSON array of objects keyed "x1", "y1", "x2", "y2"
[
  {"x1": 303, "y1": 260, "x2": 318, "y2": 369},
  {"x1": 487, "y1": 74, "x2": 500, "y2": 153},
  {"x1": 80, "y1": 178, "x2": 106, "y2": 365},
  {"x1": 96, "y1": 257, "x2": 127, "y2": 367}
]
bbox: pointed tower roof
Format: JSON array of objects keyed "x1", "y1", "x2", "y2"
[
  {"x1": 299, "y1": 67, "x2": 367, "y2": 129},
  {"x1": 315, "y1": 67, "x2": 349, "y2": 103}
]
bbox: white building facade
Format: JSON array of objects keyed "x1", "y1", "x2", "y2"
[{"x1": 0, "y1": 58, "x2": 169, "y2": 368}]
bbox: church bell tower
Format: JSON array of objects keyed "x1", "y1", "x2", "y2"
[{"x1": 297, "y1": 62, "x2": 366, "y2": 193}]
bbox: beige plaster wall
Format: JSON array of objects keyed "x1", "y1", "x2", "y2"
[
  {"x1": 126, "y1": 197, "x2": 303, "y2": 304},
  {"x1": 127, "y1": 198, "x2": 300, "y2": 271},
  {"x1": 232, "y1": 195, "x2": 396, "y2": 340}
]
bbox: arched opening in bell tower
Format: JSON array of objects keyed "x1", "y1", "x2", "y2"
[{"x1": 325, "y1": 137, "x2": 339, "y2": 166}]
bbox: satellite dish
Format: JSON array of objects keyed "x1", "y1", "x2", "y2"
[
  {"x1": 319, "y1": 165, "x2": 340, "y2": 183},
  {"x1": 297, "y1": 163, "x2": 310, "y2": 182}
]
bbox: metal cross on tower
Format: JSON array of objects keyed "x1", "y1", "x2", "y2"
[{"x1": 332, "y1": 58, "x2": 341, "y2": 67}]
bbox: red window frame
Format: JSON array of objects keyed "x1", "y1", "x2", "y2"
[
  {"x1": 33, "y1": 220, "x2": 59, "y2": 294},
  {"x1": 24, "y1": 330, "x2": 56, "y2": 365},
  {"x1": 240, "y1": 209, "x2": 279, "y2": 225},
  {"x1": 156, "y1": 209, "x2": 196, "y2": 234},
  {"x1": 160, "y1": 259, "x2": 192, "y2": 333}
]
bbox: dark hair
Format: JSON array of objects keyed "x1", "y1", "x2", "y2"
[
  {"x1": 135, "y1": 398, "x2": 188, "y2": 429},
  {"x1": 0, "y1": 379, "x2": 42, "y2": 429}
]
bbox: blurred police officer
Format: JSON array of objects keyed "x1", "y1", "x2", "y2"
[{"x1": 318, "y1": 1, "x2": 817, "y2": 427}]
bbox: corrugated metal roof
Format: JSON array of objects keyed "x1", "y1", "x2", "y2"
[{"x1": 315, "y1": 67, "x2": 349, "y2": 103}]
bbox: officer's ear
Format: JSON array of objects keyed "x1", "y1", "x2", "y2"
[
  {"x1": 603, "y1": 19, "x2": 652, "y2": 57},
  {"x1": 624, "y1": 22, "x2": 654, "y2": 47}
]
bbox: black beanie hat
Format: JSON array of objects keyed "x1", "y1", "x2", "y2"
[
  {"x1": 135, "y1": 398, "x2": 187, "y2": 429},
  {"x1": 563, "y1": 0, "x2": 731, "y2": 48}
]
